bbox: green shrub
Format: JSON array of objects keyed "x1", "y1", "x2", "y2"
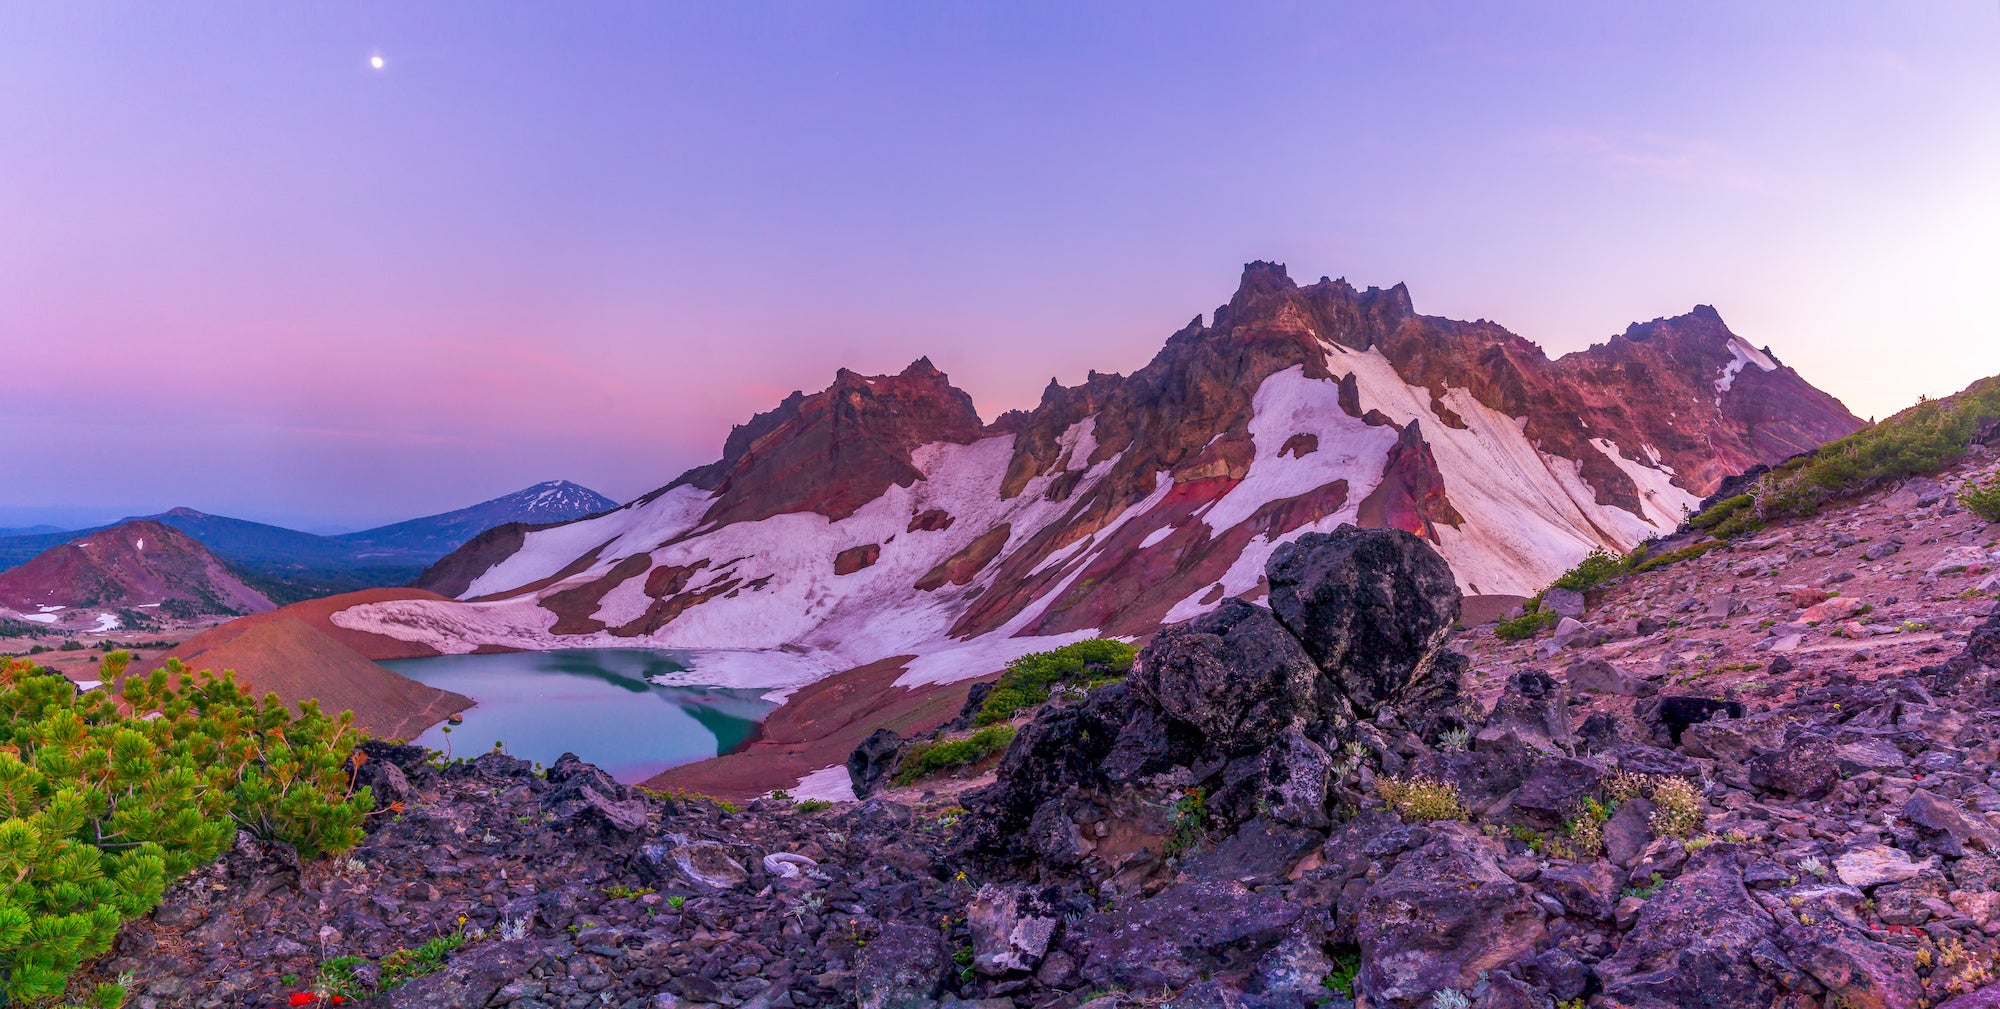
[
  {"x1": 1688, "y1": 493, "x2": 1766, "y2": 538},
  {"x1": 1550, "y1": 547, "x2": 1630, "y2": 593},
  {"x1": 1495, "y1": 608, "x2": 1559, "y2": 640},
  {"x1": 1687, "y1": 494, "x2": 1752, "y2": 531},
  {"x1": 1963, "y1": 476, "x2": 2000, "y2": 523},
  {"x1": 1647, "y1": 776, "x2": 1706, "y2": 839},
  {"x1": 1607, "y1": 771, "x2": 1705, "y2": 839},
  {"x1": 380, "y1": 930, "x2": 468, "y2": 988},
  {"x1": 974, "y1": 639, "x2": 1135, "y2": 726},
  {"x1": 893, "y1": 724, "x2": 1018, "y2": 786},
  {"x1": 1752, "y1": 377, "x2": 2000, "y2": 522},
  {"x1": 1628, "y1": 538, "x2": 1721, "y2": 574},
  {"x1": 1163, "y1": 787, "x2": 1210, "y2": 857},
  {"x1": 1375, "y1": 774, "x2": 1468, "y2": 822},
  {"x1": 0, "y1": 653, "x2": 372, "y2": 1006}
]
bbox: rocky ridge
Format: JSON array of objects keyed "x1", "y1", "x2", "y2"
[
  {"x1": 330, "y1": 264, "x2": 1861, "y2": 751},
  {"x1": 100, "y1": 455, "x2": 2000, "y2": 1007}
]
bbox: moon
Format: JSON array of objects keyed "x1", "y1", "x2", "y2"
[{"x1": 370, "y1": 55, "x2": 385, "y2": 70}]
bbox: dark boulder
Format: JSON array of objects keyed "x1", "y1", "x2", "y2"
[
  {"x1": 1478, "y1": 669, "x2": 1577, "y2": 756},
  {"x1": 1746, "y1": 735, "x2": 1840, "y2": 800},
  {"x1": 1903, "y1": 789, "x2": 2000, "y2": 857},
  {"x1": 1132, "y1": 598, "x2": 1333, "y2": 756},
  {"x1": 1594, "y1": 856, "x2": 1782, "y2": 1009},
  {"x1": 947, "y1": 681, "x2": 995, "y2": 731},
  {"x1": 1074, "y1": 879, "x2": 1302, "y2": 991},
  {"x1": 1505, "y1": 756, "x2": 1606, "y2": 832},
  {"x1": 377, "y1": 939, "x2": 548, "y2": 1009},
  {"x1": 1354, "y1": 823, "x2": 1547, "y2": 1007},
  {"x1": 355, "y1": 739, "x2": 430, "y2": 772},
  {"x1": 350, "y1": 752, "x2": 413, "y2": 811},
  {"x1": 961, "y1": 682, "x2": 1190, "y2": 863},
  {"x1": 1266, "y1": 525, "x2": 1463, "y2": 717},
  {"x1": 1181, "y1": 818, "x2": 1326, "y2": 884},
  {"x1": 1566, "y1": 656, "x2": 1644, "y2": 696},
  {"x1": 847, "y1": 727, "x2": 904, "y2": 800},
  {"x1": 1643, "y1": 695, "x2": 1747, "y2": 745},
  {"x1": 1210, "y1": 727, "x2": 1334, "y2": 829},
  {"x1": 856, "y1": 922, "x2": 949, "y2": 1009}
]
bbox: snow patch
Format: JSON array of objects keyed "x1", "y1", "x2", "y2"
[
  {"x1": 90, "y1": 612, "x2": 121, "y2": 633},
  {"x1": 462, "y1": 485, "x2": 711, "y2": 598},
  {"x1": 1716, "y1": 335, "x2": 1778, "y2": 395},
  {"x1": 19, "y1": 614, "x2": 57, "y2": 624},
  {"x1": 791, "y1": 764, "x2": 858, "y2": 802},
  {"x1": 1590, "y1": 438, "x2": 1704, "y2": 532},
  {"x1": 894, "y1": 628, "x2": 1107, "y2": 689},
  {"x1": 1198, "y1": 366, "x2": 1394, "y2": 535}
]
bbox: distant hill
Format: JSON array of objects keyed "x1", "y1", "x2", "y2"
[
  {"x1": 0, "y1": 520, "x2": 273, "y2": 620},
  {"x1": 0, "y1": 481, "x2": 618, "y2": 605},
  {"x1": 0, "y1": 525, "x2": 65, "y2": 537},
  {"x1": 338, "y1": 480, "x2": 616, "y2": 558}
]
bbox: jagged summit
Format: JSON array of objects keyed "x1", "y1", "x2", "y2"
[{"x1": 350, "y1": 262, "x2": 1862, "y2": 721}]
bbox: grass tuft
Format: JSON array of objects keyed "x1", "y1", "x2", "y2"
[{"x1": 893, "y1": 724, "x2": 1018, "y2": 786}]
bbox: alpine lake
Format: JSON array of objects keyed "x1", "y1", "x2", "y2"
[{"x1": 382, "y1": 649, "x2": 779, "y2": 783}]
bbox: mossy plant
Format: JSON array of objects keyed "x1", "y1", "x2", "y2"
[{"x1": 1495, "y1": 607, "x2": 1560, "y2": 641}]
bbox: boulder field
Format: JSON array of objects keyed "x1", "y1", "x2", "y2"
[{"x1": 95, "y1": 522, "x2": 2000, "y2": 1009}]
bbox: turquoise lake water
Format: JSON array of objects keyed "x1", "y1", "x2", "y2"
[{"x1": 383, "y1": 649, "x2": 778, "y2": 783}]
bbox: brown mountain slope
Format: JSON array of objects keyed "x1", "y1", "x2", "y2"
[
  {"x1": 0, "y1": 519, "x2": 272, "y2": 617},
  {"x1": 155, "y1": 587, "x2": 467, "y2": 739}
]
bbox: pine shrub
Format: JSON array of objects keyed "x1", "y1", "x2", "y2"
[
  {"x1": 1494, "y1": 608, "x2": 1559, "y2": 641},
  {"x1": 974, "y1": 639, "x2": 1135, "y2": 726},
  {"x1": 0, "y1": 654, "x2": 374, "y2": 1006},
  {"x1": 1962, "y1": 476, "x2": 2000, "y2": 523},
  {"x1": 1754, "y1": 377, "x2": 2000, "y2": 521}
]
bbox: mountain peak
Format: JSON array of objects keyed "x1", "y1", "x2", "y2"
[
  {"x1": 1225, "y1": 260, "x2": 1299, "y2": 316},
  {"x1": 339, "y1": 482, "x2": 618, "y2": 559},
  {"x1": 0, "y1": 519, "x2": 273, "y2": 619}
]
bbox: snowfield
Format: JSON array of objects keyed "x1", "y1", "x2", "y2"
[{"x1": 336, "y1": 337, "x2": 1711, "y2": 694}]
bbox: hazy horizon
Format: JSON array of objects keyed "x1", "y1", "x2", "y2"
[{"x1": 6, "y1": 3, "x2": 1997, "y2": 528}]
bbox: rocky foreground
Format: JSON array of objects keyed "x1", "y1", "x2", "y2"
[{"x1": 99, "y1": 497, "x2": 2000, "y2": 1009}]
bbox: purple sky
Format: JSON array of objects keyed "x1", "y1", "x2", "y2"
[{"x1": 4, "y1": 3, "x2": 1997, "y2": 531}]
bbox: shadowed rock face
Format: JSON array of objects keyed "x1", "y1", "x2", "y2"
[
  {"x1": 659, "y1": 357, "x2": 985, "y2": 528},
  {"x1": 962, "y1": 526, "x2": 1462, "y2": 868},
  {"x1": 1128, "y1": 599, "x2": 1329, "y2": 757},
  {"x1": 1267, "y1": 525, "x2": 1464, "y2": 717},
  {"x1": 1358, "y1": 419, "x2": 1465, "y2": 543}
]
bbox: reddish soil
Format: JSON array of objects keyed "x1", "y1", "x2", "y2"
[{"x1": 150, "y1": 587, "x2": 469, "y2": 739}]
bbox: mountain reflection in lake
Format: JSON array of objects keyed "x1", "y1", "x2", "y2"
[{"x1": 383, "y1": 649, "x2": 778, "y2": 783}]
